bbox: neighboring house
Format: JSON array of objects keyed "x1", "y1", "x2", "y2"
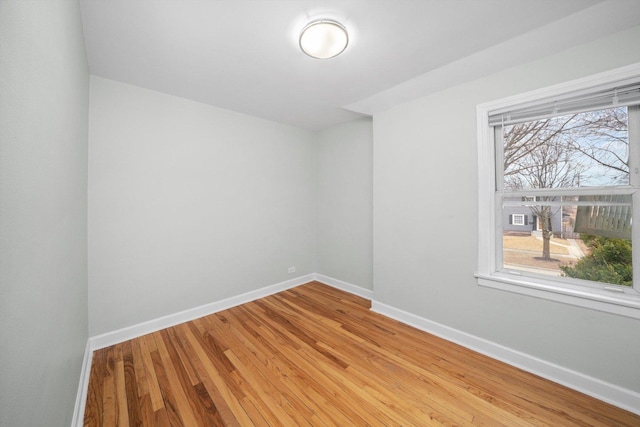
[{"x1": 503, "y1": 197, "x2": 562, "y2": 235}]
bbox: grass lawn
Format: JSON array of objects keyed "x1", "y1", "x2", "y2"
[
  {"x1": 503, "y1": 235, "x2": 570, "y2": 255},
  {"x1": 502, "y1": 234, "x2": 581, "y2": 272}
]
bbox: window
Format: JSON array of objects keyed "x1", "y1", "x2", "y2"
[
  {"x1": 510, "y1": 214, "x2": 526, "y2": 226},
  {"x1": 477, "y1": 64, "x2": 640, "y2": 319}
]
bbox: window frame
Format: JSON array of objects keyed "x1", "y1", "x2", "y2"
[{"x1": 476, "y1": 63, "x2": 640, "y2": 319}]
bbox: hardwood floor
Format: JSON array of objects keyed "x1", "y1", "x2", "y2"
[{"x1": 83, "y1": 281, "x2": 640, "y2": 426}]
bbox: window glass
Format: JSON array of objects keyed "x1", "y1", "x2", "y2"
[
  {"x1": 499, "y1": 106, "x2": 633, "y2": 289},
  {"x1": 502, "y1": 107, "x2": 629, "y2": 190},
  {"x1": 501, "y1": 196, "x2": 632, "y2": 287}
]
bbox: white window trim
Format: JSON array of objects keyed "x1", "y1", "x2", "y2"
[{"x1": 476, "y1": 63, "x2": 640, "y2": 320}]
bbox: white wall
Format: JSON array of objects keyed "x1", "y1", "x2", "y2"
[
  {"x1": 0, "y1": 1, "x2": 89, "y2": 426},
  {"x1": 88, "y1": 77, "x2": 317, "y2": 335},
  {"x1": 373, "y1": 25, "x2": 640, "y2": 393},
  {"x1": 316, "y1": 118, "x2": 373, "y2": 289}
]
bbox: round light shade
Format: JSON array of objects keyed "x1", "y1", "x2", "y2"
[{"x1": 299, "y1": 20, "x2": 348, "y2": 59}]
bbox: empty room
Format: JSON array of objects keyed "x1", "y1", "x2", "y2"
[{"x1": 2, "y1": 0, "x2": 640, "y2": 426}]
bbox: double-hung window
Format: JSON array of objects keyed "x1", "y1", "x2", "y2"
[
  {"x1": 477, "y1": 64, "x2": 640, "y2": 319},
  {"x1": 510, "y1": 214, "x2": 526, "y2": 226}
]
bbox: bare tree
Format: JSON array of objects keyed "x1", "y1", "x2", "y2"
[
  {"x1": 503, "y1": 115, "x2": 577, "y2": 178},
  {"x1": 505, "y1": 122, "x2": 583, "y2": 259},
  {"x1": 566, "y1": 107, "x2": 629, "y2": 182}
]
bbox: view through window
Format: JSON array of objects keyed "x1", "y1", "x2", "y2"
[{"x1": 499, "y1": 106, "x2": 634, "y2": 287}]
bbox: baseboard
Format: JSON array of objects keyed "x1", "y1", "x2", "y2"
[
  {"x1": 71, "y1": 340, "x2": 93, "y2": 427},
  {"x1": 371, "y1": 300, "x2": 640, "y2": 416},
  {"x1": 314, "y1": 273, "x2": 374, "y2": 300},
  {"x1": 89, "y1": 273, "x2": 315, "y2": 351}
]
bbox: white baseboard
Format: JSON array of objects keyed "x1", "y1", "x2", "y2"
[
  {"x1": 71, "y1": 340, "x2": 93, "y2": 427},
  {"x1": 89, "y1": 273, "x2": 315, "y2": 351},
  {"x1": 314, "y1": 273, "x2": 374, "y2": 299},
  {"x1": 371, "y1": 300, "x2": 640, "y2": 416},
  {"x1": 88, "y1": 273, "x2": 369, "y2": 352}
]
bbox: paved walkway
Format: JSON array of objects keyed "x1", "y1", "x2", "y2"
[{"x1": 565, "y1": 239, "x2": 585, "y2": 259}]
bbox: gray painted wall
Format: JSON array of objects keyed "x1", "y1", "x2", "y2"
[
  {"x1": 316, "y1": 118, "x2": 373, "y2": 289},
  {"x1": 0, "y1": 1, "x2": 89, "y2": 426},
  {"x1": 373, "y1": 25, "x2": 640, "y2": 393},
  {"x1": 88, "y1": 77, "x2": 317, "y2": 336}
]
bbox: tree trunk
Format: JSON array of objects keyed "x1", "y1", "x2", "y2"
[
  {"x1": 541, "y1": 211, "x2": 551, "y2": 259},
  {"x1": 542, "y1": 229, "x2": 551, "y2": 259}
]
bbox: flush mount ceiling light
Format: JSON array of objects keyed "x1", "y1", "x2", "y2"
[{"x1": 299, "y1": 20, "x2": 348, "y2": 59}]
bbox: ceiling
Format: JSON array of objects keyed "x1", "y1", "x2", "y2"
[{"x1": 79, "y1": 1, "x2": 640, "y2": 131}]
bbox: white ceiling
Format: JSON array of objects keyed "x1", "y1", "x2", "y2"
[{"x1": 79, "y1": 0, "x2": 640, "y2": 131}]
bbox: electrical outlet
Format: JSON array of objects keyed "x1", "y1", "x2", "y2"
[{"x1": 288, "y1": 267, "x2": 296, "y2": 274}]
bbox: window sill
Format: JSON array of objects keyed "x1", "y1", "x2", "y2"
[{"x1": 476, "y1": 273, "x2": 640, "y2": 319}]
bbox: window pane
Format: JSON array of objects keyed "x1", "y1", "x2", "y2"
[
  {"x1": 503, "y1": 107, "x2": 629, "y2": 189},
  {"x1": 502, "y1": 196, "x2": 632, "y2": 287}
]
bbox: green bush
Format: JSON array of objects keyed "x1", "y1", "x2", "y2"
[{"x1": 560, "y1": 235, "x2": 632, "y2": 286}]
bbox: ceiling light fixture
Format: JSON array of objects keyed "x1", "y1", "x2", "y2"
[{"x1": 299, "y1": 20, "x2": 348, "y2": 59}]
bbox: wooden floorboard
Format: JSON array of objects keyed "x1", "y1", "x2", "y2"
[{"x1": 84, "y1": 281, "x2": 640, "y2": 426}]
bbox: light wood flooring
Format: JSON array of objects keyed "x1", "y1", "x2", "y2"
[{"x1": 83, "y1": 281, "x2": 640, "y2": 426}]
